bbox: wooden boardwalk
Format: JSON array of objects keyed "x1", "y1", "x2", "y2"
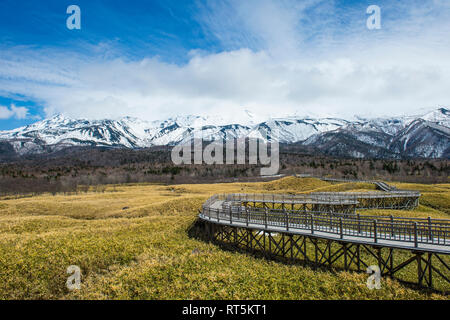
[
  {"x1": 201, "y1": 199, "x2": 449, "y2": 253},
  {"x1": 198, "y1": 186, "x2": 450, "y2": 291}
]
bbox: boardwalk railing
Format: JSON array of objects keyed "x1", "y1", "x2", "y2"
[
  {"x1": 206, "y1": 190, "x2": 420, "y2": 211},
  {"x1": 225, "y1": 193, "x2": 358, "y2": 205},
  {"x1": 203, "y1": 191, "x2": 420, "y2": 203},
  {"x1": 201, "y1": 195, "x2": 449, "y2": 250}
]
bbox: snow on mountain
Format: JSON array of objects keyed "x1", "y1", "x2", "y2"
[
  {"x1": 1, "y1": 115, "x2": 148, "y2": 152},
  {"x1": 388, "y1": 119, "x2": 450, "y2": 158},
  {"x1": 344, "y1": 117, "x2": 409, "y2": 136},
  {"x1": 419, "y1": 108, "x2": 450, "y2": 127},
  {"x1": 302, "y1": 108, "x2": 450, "y2": 158},
  {"x1": 247, "y1": 117, "x2": 349, "y2": 143},
  {"x1": 0, "y1": 107, "x2": 449, "y2": 158}
]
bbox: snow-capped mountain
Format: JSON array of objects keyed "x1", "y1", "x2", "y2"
[
  {"x1": 302, "y1": 108, "x2": 450, "y2": 158},
  {"x1": 388, "y1": 119, "x2": 450, "y2": 158},
  {"x1": 247, "y1": 117, "x2": 349, "y2": 143},
  {"x1": 0, "y1": 108, "x2": 449, "y2": 158}
]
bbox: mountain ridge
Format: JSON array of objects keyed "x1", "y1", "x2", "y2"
[{"x1": 0, "y1": 107, "x2": 449, "y2": 159}]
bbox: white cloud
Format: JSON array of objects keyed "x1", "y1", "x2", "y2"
[
  {"x1": 0, "y1": 0, "x2": 449, "y2": 122},
  {"x1": 0, "y1": 104, "x2": 29, "y2": 120}
]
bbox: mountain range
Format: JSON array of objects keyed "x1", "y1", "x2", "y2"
[{"x1": 0, "y1": 108, "x2": 449, "y2": 159}]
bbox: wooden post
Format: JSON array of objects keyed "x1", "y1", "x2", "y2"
[
  {"x1": 285, "y1": 209, "x2": 289, "y2": 231},
  {"x1": 428, "y1": 253, "x2": 433, "y2": 288},
  {"x1": 339, "y1": 217, "x2": 343, "y2": 239},
  {"x1": 414, "y1": 222, "x2": 418, "y2": 248},
  {"x1": 428, "y1": 217, "x2": 432, "y2": 241},
  {"x1": 229, "y1": 206, "x2": 232, "y2": 224},
  {"x1": 390, "y1": 215, "x2": 394, "y2": 238},
  {"x1": 343, "y1": 243, "x2": 348, "y2": 269},
  {"x1": 373, "y1": 220, "x2": 378, "y2": 243},
  {"x1": 269, "y1": 232, "x2": 272, "y2": 254},
  {"x1": 246, "y1": 207, "x2": 249, "y2": 227},
  {"x1": 290, "y1": 235, "x2": 293, "y2": 261},
  {"x1": 377, "y1": 247, "x2": 382, "y2": 274},
  {"x1": 265, "y1": 208, "x2": 268, "y2": 229},
  {"x1": 263, "y1": 230, "x2": 266, "y2": 256},
  {"x1": 356, "y1": 244, "x2": 361, "y2": 271},
  {"x1": 417, "y1": 253, "x2": 422, "y2": 286},
  {"x1": 357, "y1": 213, "x2": 361, "y2": 234}
]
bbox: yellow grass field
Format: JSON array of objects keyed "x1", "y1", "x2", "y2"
[{"x1": 0, "y1": 177, "x2": 449, "y2": 300}]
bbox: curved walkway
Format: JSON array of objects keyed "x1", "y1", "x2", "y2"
[{"x1": 200, "y1": 191, "x2": 449, "y2": 254}]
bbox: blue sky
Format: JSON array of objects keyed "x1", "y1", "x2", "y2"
[
  {"x1": 0, "y1": 0, "x2": 450, "y2": 130},
  {"x1": 0, "y1": 1, "x2": 216, "y2": 61}
]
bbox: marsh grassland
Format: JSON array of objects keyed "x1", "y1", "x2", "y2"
[{"x1": 0, "y1": 177, "x2": 449, "y2": 299}]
